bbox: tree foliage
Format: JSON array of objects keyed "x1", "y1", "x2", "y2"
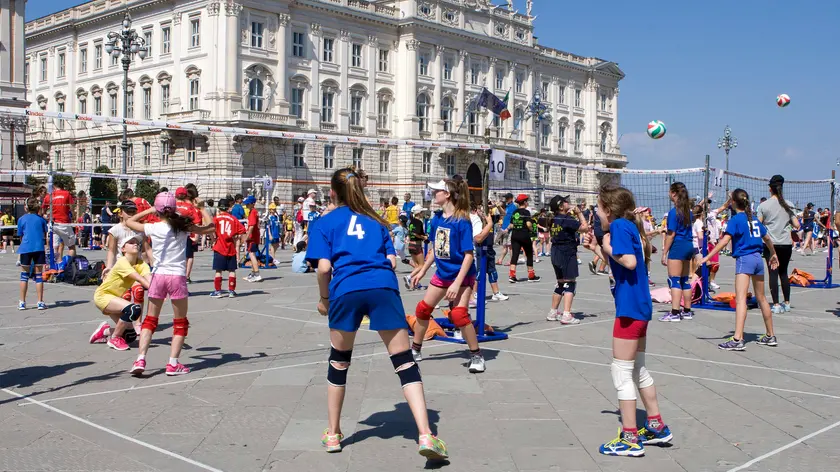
[
  {"x1": 52, "y1": 169, "x2": 76, "y2": 194},
  {"x1": 134, "y1": 173, "x2": 160, "y2": 205},
  {"x1": 89, "y1": 165, "x2": 118, "y2": 214}
]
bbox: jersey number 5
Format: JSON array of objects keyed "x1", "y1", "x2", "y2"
[
  {"x1": 749, "y1": 221, "x2": 761, "y2": 238},
  {"x1": 347, "y1": 215, "x2": 366, "y2": 239}
]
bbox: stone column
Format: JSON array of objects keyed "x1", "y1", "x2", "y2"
[
  {"x1": 366, "y1": 35, "x2": 377, "y2": 133},
  {"x1": 275, "y1": 13, "x2": 290, "y2": 111},
  {"x1": 526, "y1": 66, "x2": 535, "y2": 151},
  {"x1": 506, "y1": 61, "x2": 516, "y2": 137},
  {"x1": 401, "y1": 39, "x2": 419, "y2": 138},
  {"x1": 309, "y1": 23, "x2": 322, "y2": 127},
  {"x1": 224, "y1": 2, "x2": 244, "y2": 116},
  {"x1": 457, "y1": 50, "x2": 467, "y2": 133},
  {"x1": 433, "y1": 45, "x2": 444, "y2": 136},
  {"x1": 339, "y1": 30, "x2": 350, "y2": 132},
  {"x1": 486, "y1": 57, "x2": 495, "y2": 135},
  {"x1": 612, "y1": 87, "x2": 619, "y2": 152}
]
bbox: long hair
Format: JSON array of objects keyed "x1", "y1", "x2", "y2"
[
  {"x1": 731, "y1": 188, "x2": 755, "y2": 228},
  {"x1": 670, "y1": 182, "x2": 691, "y2": 226},
  {"x1": 634, "y1": 213, "x2": 652, "y2": 268},
  {"x1": 598, "y1": 185, "x2": 636, "y2": 222},
  {"x1": 159, "y1": 209, "x2": 193, "y2": 234},
  {"x1": 331, "y1": 167, "x2": 388, "y2": 226},
  {"x1": 769, "y1": 182, "x2": 794, "y2": 217},
  {"x1": 446, "y1": 175, "x2": 471, "y2": 220}
]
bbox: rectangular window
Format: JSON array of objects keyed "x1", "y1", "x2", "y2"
[
  {"x1": 126, "y1": 91, "x2": 134, "y2": 118},
  {"x1": 293, "y1": 143, "x2": 305, "y2": 167},
  {"x1": 79, "y1": 48, "x2": 87, "y2": 73},
  {"x1": 377, "y1": 100, "x2": 389, "y2": 130},
  {"x1": 350, "y1": 96, "x2": 362, "y2": 126},
  {"x1": 495, "y1": 70, "x2": 504, "y2": 89},
  {"x1": 600, "y1": 93, "x2": 608, "y2": 111},
  {"x1": 94, "y1": 44, "x2": 102, "y2": 69},
  {"x1": 143, "y1": 88, "x2": 152, "y2": 119},
  {"x1": 187, "y1": 138, "x2": 196, "y2": 163},
  {"x1": 543, "y1": 165, "x2": 550, "y2": 184},
  {"x1": 323, "y1": 146, "x2": 335, "y2": 169},
  {"x1": 111, "y1": 52, "x2": 119, "y2": 66},
  {"x1": 55, "y1": 150, "x2": 62, "y2": 169},
  {"x1": 422, "y1": 152, "x2": 431, "y2": 174},
  {"x1": 161, "y1": 84, "x2": 170, "y2": 113},
  {"x1": 323, "y1": 38, "x2": 334, "y2": 62},
  {"x1": 57, "y1": 102, "x2": 65, "y2": 130},
  {"x1": 576, "y1": 169, "x2": 583, "y2": 185},
  {"x1": 291, "y1": 87, "x2": 304, "y2": 118},
  {"x1": 443, "y1": 59, "x2": 452, "y2": 80},
  {"x1": 127, "y1": 144, "x2": 134, "y2": 168},
  {"x1": 575, "y1": 89, "x2": 581, "y2": 107},
  {"x1": 468, "y1": 111, "x2": 477, "y2": 135},
  {"x1": 24, "y1": 61, "x2": 29, "y2": 86},
  {"x1": 189, "y1": 79, "x2": 199, "y2": 110},
  {"x1": 190, "y1": 18, "x2": 200, "y2": 48},
  {"x1": 161, "y1": 140, "x2": 170, "y2": 165},
  {"x1": 558, "y1": 86, "x2": 565, "y2": 104},
  {"x1": 40, "y1": 57, "x2": 47, "y2": 81},
  {"x1": 561, "y1": 167, "x2": 566, "y2": 184},
  {"x1": 94, "y1": 147, "x2": 101, "y2": 168},
  {"x1": 419, "y1": 55, "x2": 428, "y2": 76},
  {"x1": 542, "y1": 81, "x2": 549, "y2": 99},
  {"x1": 292, "y1": 32, "x2": 305, "y2": 57},
  {"x1": 515, "y1": 73, "x2": 523, "y2": 93},
  {"x1": 378, "y1": 49, "x2": 388, "y2": 72},
  {"x1": 162, "y1": 26, "x2": 171, "y2": 54},
  {"x1": 519, "y1": 160, "x2": 526, "y2": 180},
  {"x1": 251, "y1": 21, "x2": 264, "y2": 48},
  {"x1": 541, "y1": 123, "x2": 550, "y2": 147},
  {"x1": 558, "y1": 126, "x2": 566, "y2": 150},
  {"x1": 379, "y1": 150, "x2": 390, "y2": 172},
  {"x1": 110, "y1": 94, "x2": 117, "y2": 117},
  {"x1": 351, "y1": 43, "x2": 362, "y2": 67},
  {"x1": 144, "y1": 31, "x2": 152, "y2": 57},
  {"x1": 79, "y1": 99, "x2": 87, "y2": 115},
  {"x1": 445, "y1": 154, "x2": 455, "y2": 176},
  {"x1": 574, "y1": 127, "x2": 581, "y2": 152},
  {"x1": 109, "y1": 145, "x2": 117, "y2": 169},
  {"x1": 470, "y1": 65, "x2": 479, "y2": 85},
  {"x1": 94, "y1": 96, "x2": 101, "y2": 115},
  {"x1": 143, "y1": 142, "x2": 151, "y2": 166},
  {"x1": 57, "y1": 52, "x2": 66, "y2": 78},
  {"x1": 321, "y1": 92, "x2": 334, "y2": 123},
  {"x1": 352, "y1": 148, "x2": 363, "y2": 169}
]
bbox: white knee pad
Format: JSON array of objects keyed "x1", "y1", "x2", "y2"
[
  {"x1": 633, "y1": 352, "x2": 654, "y2": 390},
  {"x1": 611, "y1": 358, "x2": 637, "y2": 401}
]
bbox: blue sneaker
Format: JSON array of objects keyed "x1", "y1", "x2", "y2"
[
  {"x1": 209, "y1": 291, "x2": 224, "y2": 298},
  {"x1": 658, "y1": 312, "x2": 682, "y2": 322},
  {"x1": 599, "y1": 429, "x2": 645, "y2": 457},
  {"x1": 18, "y1": 301, "x2": 25, "y2": 311},
  {"x1": 37, "y1": 301, "x2": 47, "y2": 310},
  {"x1": 681, "y1": 310, "x2": 693, "y2": 320},
  {"x1": 783, "y1": 302, "x2": 791, "y2": 313},
  {"x1": 718, "y1": 337, "x2": 745, "y2": 351},
  {"x1": 638, "y1": 424, "x2": 673, "y2": 445},
  {"x1": 228, "y1": 290, "x2": 237, "y2": 298}
]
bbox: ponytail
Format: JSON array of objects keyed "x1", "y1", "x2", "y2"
[
  {"x1": 159, "y1": 209, "x2": 192, "y2": 234},
  {"x1": 331, "y1": 167, "x2": 388, "y2": 226},
  {"x1": 670, "y1": 182, "x2": 691, "y2": 226},
  {"x1": 447, "y1": 175, "x2": 471, "y2": 220},
  {"x1": 732, "y1": 188, "x2": 755, "y2": 229},
  {"x1": 770, "y1": 183, "x2": 794, "y2": 217}
]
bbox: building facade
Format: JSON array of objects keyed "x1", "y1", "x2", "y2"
[
  {"x1": 1, "y1": 0, "x2": 29, "y2": 186},
  {"x1": 23, "y1": 0, "x2": 625, "y2": 203}
]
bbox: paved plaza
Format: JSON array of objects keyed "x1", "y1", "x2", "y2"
[{"x1": 1, "y1": 248, "x2": 840, "y2": 472}]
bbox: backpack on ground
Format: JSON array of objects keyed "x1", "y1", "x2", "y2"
[{"x1": 66, "y1": 256, "x2": 104, "y2": 285}]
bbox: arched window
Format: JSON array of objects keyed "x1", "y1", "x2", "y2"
[
  {"x1": 514, "y1": 108, "x2": 524, "y2": 130},
  {"x1": 492, "y1": 115, "x2": 501, "y2": 137},
  {"x1": 249, "y1": 78, "x2": 264, "y2": 111},
  {"x1": 441, "y1": 97, "x2": 454, "y2": 132},
  {"x1": 574, "y1": 121, "x2": 584, "y2": 152},
  {"x1": 541, "y1": 122, "x2": 551, "y2": 147},
  {"x1": 417, "y1": 94, "x2": 429, "y2": 132},
  {"x1": 600, "y1": 124, "x2": 611, "y2": 152}
]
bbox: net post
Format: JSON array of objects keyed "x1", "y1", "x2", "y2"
[
  {"x1": 47, "y1": 166, "x2": 56, "y2": 271},
  {"x1": 829, "y1": 170, "x2": 836, "y2": 286},
  {"x1": 476, "y1": 146, "x2": 491, "y2": 338},
  {"x1": 701, "y1": 155, "x2": 711, "y2": 304}
]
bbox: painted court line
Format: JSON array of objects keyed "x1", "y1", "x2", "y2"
[
  {"x1": 2, "y1": 388, "x2": 224, "y2": 472},
  {"x1": 510, "y1": 318, "x2": 615, "y2": 336},
  {"x1": 0, "y1": 309, "x2": 225, "y2": 331},
  {"x1": 482, "y1": 347, "x2": 840, "y2": 401},
  {"x1": 726, "y1": 419, "x2": 840, "y2": 472},
  {"x1": 229, "y1": 307, "x2": 329, "y2": 326}
]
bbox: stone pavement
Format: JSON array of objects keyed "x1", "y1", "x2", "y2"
[{"x1": 2, "y1": 247, "x2": 840, "y2": 472}]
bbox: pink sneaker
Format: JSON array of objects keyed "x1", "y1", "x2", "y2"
[
  {"x1": 130, "y1": 358, "x2": 146, "y2": 376},
  {"x1": 166, "y1": 363, "x2": 191, "y2": 376},
  {"x1": 89, "y1": 321, "x2": 110, "y2": 344},
  {"x1": 107, "y1": 336, "x2": 130, "y2": 351}
]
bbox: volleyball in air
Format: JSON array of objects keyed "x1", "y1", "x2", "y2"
[
  {"x1": 776, "y1": 94, "x2": 791, "y2": 107},
  {"x1": 646, "y1": 120, "x2": 666, "y2": 139}
]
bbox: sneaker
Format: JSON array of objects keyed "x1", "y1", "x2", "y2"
[
  {"x1": 491, "y1": 292, "x2": 509, "y2": 301},
  {"x1": 658, "y1": 312, "x2": 682, "y2": 322},
  {"x1": 89, "y1": 321, "x2": 110, "y2": 344},
  {"x1": 243, "y1": 273, "x2": 254, "y2": 282},
  {"x1": 412, "y1": 349, "x2": 423, "y2": 362},
  {"x1": 321, "y1": 429, "x2": 344, "y2": 453},
  {"x1": 546, "y1": 309, "x2": 561, "y2": 321},
  {"x1": 250, "y1": 273, "x2": 263, "y2": 283},
  {"x1": 710, "y1": 282, "x2": 721, "y2": 290},
  {"x1": 771, "y1": 304, "x2": 783, "y2": 314},
  {"x1": 528, "y1": 275, "x2": 541, "y2": 282},
  {"x1": 638, "y1": 424, "x2": 673, "y2": 445},
  {"x1": 130, "y1": 358, "x2": 146, "y2": 376},
  {"x1": 681, "y1": 310, "x2": 694, "y2": 320},
  {"x1": 228, "y1": 290, "x2": 237, "y2": 298},
  {"x1": 577, "y1": 258, "x2": 582, "y2": 265},
  {"x1": 418, "y1": 434, "x2": 448, "y2": 460},
  {"x1": 649, "y1": 280, "x2": 656, "y2": 288},
  {"x1": 166, "y1": 362, "x2": 191, "y2": 376},
  {"x1": 17, "y1": 301, "x2": 25, "y2": 310},
  {"x1": 453, "y1": 330, "x2": 463, "y2": 340},
  {"x1": 599, "y1": 429, "x2": 645, "y2": 457},
  {"x1": 0, "y1": 249, "x2": 6, "y2": 254},
  {"x1": 403, "y1": 274, "x2": 413, "y2": 290},
  {"x1": 756, "y1": 335, "x2": 778, "y2": 347},
  {"x1": 468, "y1": 354, "x2": 486, "y2": 373},
  {"x1": 597, "y1": 269, "x2": 610, "y2": 276},
  {"x1": 468, "y1": 298, "x2": 477, "y2": 309},
  {"x1": 37, "y1": 301, "x2": 47, "y2": 310},
  {"x1": 783, "y1": 302, "x2": 791, "y2": 312},
  {"x1": 560, "y1": 313, "x2": 580, "y2": 325},
  {"x1": 107, "y1": 336, "x2": 130, "y2": 351},
  {"x1": 718, "y1": 337, "x2": 746, "y2": 351},
  {"x1": 508, "y1": 276, "x2": 517, "y2": 283},
  {"x1": 15, "y1": 260, "x2": 21, "y2": 267},
  {"x1": 209, "y1": 290, "x2": 224, "y2": 298}
]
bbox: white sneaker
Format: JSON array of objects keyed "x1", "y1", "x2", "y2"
[
  {"x1": 710, "y1": 282, "x2": 721, "y2": 290},
  {"x1": 468, "y1": 354, "x2": 486, "y2": 373},
  {"x1": 0, "y1": 250, "x2": 6, "y2": 254},
  {"x1": 771, "y1": 304, "x2": 783, "y2": 314},
  {"x1": 453, "y1": 330, "x2": 463, "y2": 340},
  {"x1": 403, "y1": 274, "x2": 413, "y2": 290},
  {"x1": 412, "y1": 349, "x2": 423, "y2": 362},
  {"x1": 491, "y1": 292, "x2": 509, "y2": 301},
  {"x1": 560, "y1": 313, "x2": 580, "y2": 325},
  {"x1": 546, "y1": 309, "x2": 561, "y2": 321}
]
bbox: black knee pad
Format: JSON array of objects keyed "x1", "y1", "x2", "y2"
[
  {"x1": 327, "y1": 346, "x2": 352, "y2": 387},
  {"x1": 391, "y1": 350, "x2": 422, "y2": 388},
  {"x1": 120, "y1": 303, "x2": 143, "y2": 323},
  {"x1": 562, "y1": 281, "x2": 576, "y2": 295},
  {"x1": 123, "y1": 329, "x2": 137, "y2": 344}
]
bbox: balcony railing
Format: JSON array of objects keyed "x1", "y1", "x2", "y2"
[
  {"x1": 320, "y1": 122, "x2": 337, "y2": 132},
  {"x1": 231, "y1": 109, "x2": 290, "y2": 125},
  {"x1": 595, "y1": 151, "x2": 628, "y2": 165},
  {"x1": 162, "y1": 109, "x2": 210, "y2": 121}
]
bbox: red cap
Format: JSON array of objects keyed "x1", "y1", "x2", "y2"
[
  {"x1": 175, "y1": 187, "x2": 188, "y2": 198},
  {"x1": 515, "y1": 193, "x2": 529, "y2": 203}
]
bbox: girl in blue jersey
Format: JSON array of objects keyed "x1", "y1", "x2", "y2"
[
  {"x1": 660, "y1": 182, "x2": 695, "y2": 322},
  {"x1": 409, "y1": 176, "x2": 485, "y2": 374},
  {"x1": 700, "y1": 189, "x2": 779, "y2": 351},
  {"x1": 307, "y1": 167, "x2": 447, "y2": 460},
  {"x1": 595, "y1": 186, "x2": 672, "y2": 458}
]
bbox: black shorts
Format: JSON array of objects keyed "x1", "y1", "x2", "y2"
[
  {"x1": 1, "y1": 229, "x2": 13, "y2": 237},
  {"x1": 212, "y1": 252, "x2": 238, "y2": 272},
  {"x1": 594, "y1": 231, "x2": 605, "y2": 247},
  {"x1": 551, "y1": 247, "x2": 579, "y2": 280},
  {"x1": 20, "y1": 251, "x2": 46, "y2": 266},
  {"x1": 248, "y1": 243, "x2": 260, "y2": 253},
  {"x1": 408, "y1": 240, "x2": 423, "y2": 255},
  {"x1": 185, "y1": 240, "x2": 199, "y2": 259}
]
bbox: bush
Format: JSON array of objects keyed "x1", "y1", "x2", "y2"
[
  {"x1": 90, "y1": 165, "x2": 118, "y2": 214},
  {"x1": 134, "y1": 173, "x2": 159, "y2": 205}
]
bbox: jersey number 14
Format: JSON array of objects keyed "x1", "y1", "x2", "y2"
[{"x1": 347, "y1": 215, "x2": 366, "y2": 240}]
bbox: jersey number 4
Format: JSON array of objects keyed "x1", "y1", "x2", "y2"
[
  {"x1": 347, "y1": 215, "x2": 366, "y2": 239},
  {"x1": 219, "y1": 220, "x2": 232, "y2": 236}
]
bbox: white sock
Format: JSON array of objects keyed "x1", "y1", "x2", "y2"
[
  {"x1": 137, "y1": 354, "x2": 145, "y2": 361},
  {"x1": 169, "y1": 357, "x2": 179, "y2": 366}
]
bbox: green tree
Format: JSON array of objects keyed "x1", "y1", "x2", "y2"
[
  {"x1": 134, "y1": 173, "x2": 160, "y2": 205},
  {"x1": 89, "y1": 165, "x2": 118, "y2": 214},
  {"x1": 52, "y1": 168, "x2": 76, "y2": 194}
]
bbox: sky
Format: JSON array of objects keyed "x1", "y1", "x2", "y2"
[{"x1": 25, "y1": 0, "x2": 840, "y2": 179}]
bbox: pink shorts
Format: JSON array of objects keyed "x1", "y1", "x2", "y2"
[
  {"x1": 430, "y1": 274, "x2": 476, "y2": 289},
  {"x1": 148, "y1": 274, "x2": 189, "y2": 300}
]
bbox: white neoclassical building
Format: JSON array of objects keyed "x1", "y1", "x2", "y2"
[
  {"x1": 22, "y1": 0, "x2": 626, "y2": 203},
  {"x1": 1, "y1": 0, "x2": 30, "y2": 195}
]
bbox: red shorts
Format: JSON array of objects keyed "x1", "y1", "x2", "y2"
[
  {"x1": 430, "y1": 274, "x2": 476, "y2": 289},
  {"x1": 613, "y1": 317, "x2": 649, "y2": 340}
]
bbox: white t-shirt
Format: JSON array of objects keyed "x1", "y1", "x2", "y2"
[
  {"x1": 706, "y1": 210, "x2": 721, "y2": 243},
  {"x1": 108, "y1": 224, "x2": 144, "y2": 260},
  {"x1": 144, "y1": 222, "x2": 188, "y2": 276},
  {"x1": 692, "y1": 219, "x2": 704, "y2": 249},
  {"x1": 470, "y1": 213, "x2": 483, "y2": 238}
]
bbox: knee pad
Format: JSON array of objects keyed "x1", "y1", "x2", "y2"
[
  {"x1": 449, "y1": 306, "x2": 472, "y2": 328},
  {"x1": 123, "y1": 329, "x2": 137, "y2": 344},
  {"x1": 554, "y1": 284, "x2": 565, "y2": 296},
  {"x1": 488, "y1": 268, "x2": 499, "y2": 284},
  {"x1": 120, "y1": 303, "x2": 143, "y2": 323},
  {"x1": 562, "y1": 281, "x2": 576, "y2": 295},
  {"x1": 415, "y1": 300, "x2": 434, "y2": 321},
  {"x1": 632, "y1": 352, "x2": 654, "y2": 390},
  {"x1": 141, "y1": 315, "x2": 159, "y2": 333},
  {"x1": 121, "y1": 289, "x2": 133, "y2": 302},
  {"x1": 34, "y1": 274, "x2": 43, "y2": 284},
  {"x1": 327, "y1": 345, "x2": 353, "y2": 387},
  {"x1": 391, "y1": 350, "x2": 422, "y2": 388},
  {"x1": 611, "y1": 358, "x2": 637, "y2": 401},
  {"x1": 679, "y1": 276, "x2": 690, "y2": 290},
  {"x1": 131, "y1": 285, "x2": 144, "y2": 305},
  {"x1": 173, "y1": 317, "x2": 189, "y2": 337},
  {"x1": 20, "y1": 272, "x2": 28, "y2": 282},
  {"x1": 667, "y1": 276, "x2": 681, "y2": 290}
]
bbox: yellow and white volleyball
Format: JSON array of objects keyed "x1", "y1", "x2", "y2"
[
  {"x1": 776, "y1": 94, "x2": 791, "y2": 107},
  {"x1": 646, "y1": 120, "x2": 666, "y2": 139}
]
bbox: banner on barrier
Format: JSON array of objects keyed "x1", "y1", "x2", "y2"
[{"x1": 489, "y1": 150, "x2": 506, "y2": 182}]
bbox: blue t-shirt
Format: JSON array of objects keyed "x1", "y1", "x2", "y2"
[
  {"x1": 402, "y1": 201, "x2": 415, "y2": 216},
  {"x1": 230, "y1": 204, "x2": 245, "y2": 220},
  {"x1": 725, "y1": 211, "x2": 766, "y2": 257},
  {"x1": 306, "y1": 206, "x2": 398, "y2": 300},
  {"x1": 666, "y1": 207, "x2": 694, "y2": 242},
  {"x1": 17, "y1": 213, "x2": 48, "y2": 254},
  {"x1": 608, "y1": 218, "x2": 653, "y2": 321},
  {"x1": 291, "y1": 251, "x2": 308, "y2": 273},
  {"x1": 307, "y1": 211, "x2": 320, "y2": 222},
  {"x1": 429, "y1": 212, "x2": 477, "y2": 281},
  {"x1": 501, "y1": 202, "x2": 518, "y2": 230},
  {"x1": 392, "y1": 225, "x2": 407, "y2": 251},
  {"x1": 268, "y1": 214, "x2": 281, "y2": 240}
]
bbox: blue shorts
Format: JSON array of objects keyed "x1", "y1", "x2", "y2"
[
  {"x1": 668, "y1": 240, "x2": 697, "y2": 261},
  {"x1": 736, "y1": 252, "x2": 764, "y2": 276},
  {"x1": 248, "y1": 243, "x2": 260, "y2": 253},
  {"x1": 212, "y1": 252, "x2": 237, "y2": 272},
  {"x1": 328, "y1": 288, "x2": 408, "y2": 332},
  {"x1": 20, "y1": 251, "x2": 46, "y2": 266}
]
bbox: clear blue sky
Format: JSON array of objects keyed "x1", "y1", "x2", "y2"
[{"x1": 26, "y1": 0, "x2": 840, "y2": 179}]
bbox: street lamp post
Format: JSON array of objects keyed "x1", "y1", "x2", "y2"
[
  {"x1": 717, "y1": 125, "x2": 738, "y2": 194},
  {"x1": 105, "y1": 12, "x2": 147, "y2": 191}
]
